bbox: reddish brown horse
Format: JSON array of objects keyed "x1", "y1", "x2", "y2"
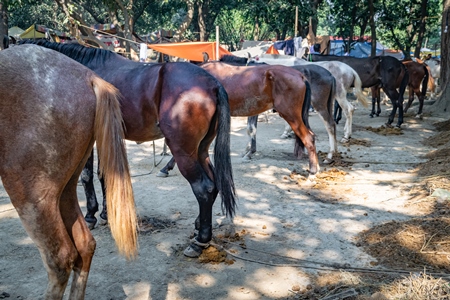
[
  {"x1": 0, "y1": 45, "x2": 136, "y2": 298},
  {"x1": 159, "y1": 61, "x2": 319, "y2": 178},
  {"x1": 402, "y1": 60, "x2": 430, "y2": 117},
  {"x1": 22, "y1": 40, "x2": 237, "y2": 259}
]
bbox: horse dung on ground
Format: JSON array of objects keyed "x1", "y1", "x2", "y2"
[{"x1": 0, "y1": 44, "x2": 136, "y2": 299}]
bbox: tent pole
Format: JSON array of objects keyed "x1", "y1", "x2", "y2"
[{"x1": 216, "y1": 26, "x2": 219, "y2": 60}]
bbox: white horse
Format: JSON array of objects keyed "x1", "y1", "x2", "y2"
[
  {"x1": 424, "y1": 58, "x2": 441, "y2": 97},
  {"x1": 253, "y1": 54, "x2": 369, "y2": 142}
]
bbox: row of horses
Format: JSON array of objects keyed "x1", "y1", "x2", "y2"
[{"x1": 0, "y1": 40, "x2": 433, "y2": 298}]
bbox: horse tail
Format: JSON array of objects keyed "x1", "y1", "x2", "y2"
[
  {"x1": 426, "y1": 65, "x2": 436, "y2": 93},
  {"x1": 302, "y1": 80, "x2": 312, "y2": 129},
  {"x1": 214, "y1": 84, "x2": 237, "y2": 218},
  {"x1": 294, "y1": 80, "x2": 313, "y2": 157},
  {"x1": 399, "y1": 64, "x2": 409, "y2": 99},
  {"x1": 92, "y1": 76, "x2": 137, "y2": 259},
  {"x1": 352, "y1": 70, "x2": 369, "y2": 108},
  {"x1": 421, "y1": 64, "x2": 430, "y2": 96},
  {"x1": 328, "y1": 76, "x2": 337, "y2": 139}
]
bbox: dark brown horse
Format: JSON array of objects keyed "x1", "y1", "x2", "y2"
[
  {"x1": 21, "y1": 40, "x2": 237, "y2": 258},
  {"x1": 159, "y1": 60, "x2": 320, "y2": 177},
  {"x1": 402, "y1": 60, "x2": 430, "y2": 117},
  {"x1": 308, "y1": 54, "x2": 409, "y2": 127},
  {"x1": 0, "y1": 44, "x2": 136, "y2": 298}
]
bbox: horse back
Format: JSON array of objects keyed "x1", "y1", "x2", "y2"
[{"x1": 0, "y1": 45, "x2": 98, "y2": 174}]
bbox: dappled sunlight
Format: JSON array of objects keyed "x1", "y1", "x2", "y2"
[
  {"x1": 303, "y1": 237, "x2": 321, "y2": 248},
  {"x1": 321, "y1": 249, "x2": 342, "y2": 260},
  {"x1": 156, "y1": 241, "x2": 174, "y2": 257},
  {"x1": 247, "y1": 267, "x2": 309, "y2": 296},
  {"x1": 0, "y1": 203, "x2": 18, "y2": 219},
  {"x1": 123, "y1": 282, "x2": 151, "y2": 298},
  {"x1": 16, "y1": 236, "x2": 34, "y2": 245},
  {"x1": 235, "y1": 188, "x2": 267, "y2": 202},
  {"x1": 192, "y1": 273, "x2": 217, "y2": 288},
  {"x1": 242, "y1": 199, "x2": 271, "y2": 211}
]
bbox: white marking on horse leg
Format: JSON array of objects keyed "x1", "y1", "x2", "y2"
[
  {"x1": 69, "y1": 271, "x2": 89, "y2": 299},
  {"x1": 336, "y1": 93, "x2": 354, "y2": 140},
  {"x1": 280, "y1": 121, "x2": 293, "y2": 138}
]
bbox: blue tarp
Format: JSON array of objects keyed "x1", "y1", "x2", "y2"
[{"x1": 329, "y1": 40, "x2": 404, "y2": 59}]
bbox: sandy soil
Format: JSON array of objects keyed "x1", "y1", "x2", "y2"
[{"x1": 0, "y1": 97, "x2": 449, "y2": 300}]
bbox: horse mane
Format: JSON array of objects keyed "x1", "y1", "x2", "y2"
[
  {"x1": 20, "y1": 40, "x2": 123, "y2": 66},
  {"x1": 220, "y1": 55, "x2": 248, "y2": 64}
]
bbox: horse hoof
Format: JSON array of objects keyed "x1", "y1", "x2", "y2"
[
  {"x1": 86, "y1": 220, "x2": 96, "y2": 230},
  {"x1": 280, "y1": 133, "x2": 289, "y2": 139},
  {"x1": 157, "y1": 171, "x2": 169, "y2": 177},
  {"x1": 307, "y1": 174, "x2": 317, "y2": 183},
  {"x1": 98, "y1": 216, "x2": 108, "y2": 226},
  {"x1": 183, "y1": 238, "x2": 209, "y2": 258},
  {"x1": 415, "y1": 114, "x2": 423, "y2": 119},
  {"x1": 183, "y1": 243, "x2": 204, "y2": 257},
  {"x1": 242, "y1": 157, "x2": 251, "y2": 162},
  {"x1": 323, "y1": 158, "x2": 333, "y2": 165},
  {"x1": 340, "y1": 137, "x2": 350, "y2": 143}
]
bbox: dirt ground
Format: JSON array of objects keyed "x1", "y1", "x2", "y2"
[{"x1": 1, "y1": 96, "x2": 450, "y2": 300}]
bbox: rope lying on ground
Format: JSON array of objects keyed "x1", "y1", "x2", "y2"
[{"x1": 211, "y1": 239, "x2": 450, "y2": 279}]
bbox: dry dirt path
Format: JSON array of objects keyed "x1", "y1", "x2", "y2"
[{"x1": 0, "y1": 99, "x2": 447, "y2": 299}]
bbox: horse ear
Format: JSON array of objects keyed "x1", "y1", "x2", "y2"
[{"x1": 202, "y1": 52, "x2": 209, "y2": 62}]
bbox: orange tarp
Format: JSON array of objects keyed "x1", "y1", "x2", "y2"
[
  {"x1": 147, "y1": 42, "x2": 231, "y2": 61},
  {"x1": 265, "y1": 45, "x2": 280, "y2": 54}
]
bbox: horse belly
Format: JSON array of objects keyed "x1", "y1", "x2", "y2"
[{"x1": 230, "y1": 96, "x2": 272, "y2": 117}]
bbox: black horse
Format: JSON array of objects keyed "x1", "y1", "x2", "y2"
[{"x1": 308, "y1": 54, "x2": 409, "y2": 127}]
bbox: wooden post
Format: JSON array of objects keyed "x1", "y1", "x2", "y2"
[{"x1": 216, "y1": 26, "x2": 219, "y2": 60}]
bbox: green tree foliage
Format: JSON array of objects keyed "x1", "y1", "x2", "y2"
[
  {"x1": 377, "y1": 0, "x2": 440, "y2": 58},
  {"x1": 8, "y1": 0, "x2": 66, "y2": 31}
]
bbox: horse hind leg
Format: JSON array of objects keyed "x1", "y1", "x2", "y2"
[
  {"x1": 283, "y1": 117, "x2": 320, "y2": 176},
  {"x1": 60, "y1": 174, "x2": 96, "y2": 299},
  {"x1": 80, "y1": 150, "x2": 99, "y2": 229},
  {"x1": 335, "y1": 94, "x2": 354, "y2": 143},
  {"x1": 3, "y1": 176, "x2": 80, "y2": 298},
  {"x1": 403, "y1": 86, "x2": 414, "y2": 114},
  {"x1": 157, "y1": 156, "x2": 177, "y2": 177},
  {"x1": 243, "y1": 115, "x2": 258, "y2": 161},
  {"x1": 175, "y1": 156, "x2": 219, "y2": 257}
]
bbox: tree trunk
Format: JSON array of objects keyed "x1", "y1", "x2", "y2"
[
  {"x1": 368, "y1": 0, "x2": 377, "y2": 56},
  {"x1": 172, "y1": 0, "x2": 195, "y2": 42},
  {"x1": 431, "y1": 0, "x2": 450, "y2": 114},
  {"x1": 0, "y1": 0, "x2": 8, "y2": 50},
  {"x1": 198, "y1": 1, "x2": 208, "y2": 41},
  {"x1": 253, "y1": 16, "x2": 260, "y2": 41},
  {"x1": 413, "y1": 0, "x2": 428, "y2": 58},
  {"x1": 54, "y1": 0, "x2": 109, "y2": 49},
  {"x1": 115, "y1": 0, "x2": 135, "y2": 58}
]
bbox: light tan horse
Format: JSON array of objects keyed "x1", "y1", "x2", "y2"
[{"x1": 0, "y1": 44, "x2": 137, "y2": 299}]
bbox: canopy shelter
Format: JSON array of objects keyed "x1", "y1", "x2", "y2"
[
  {"x1": 8, "y1": 26, "x2": 24, "y2": 38},
  {"x1": 20, "y1": 25, "x2": 70, "y2": 42},
  {"x1": 147, "y1": 42, "x2": 231, "y2": 62}
]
